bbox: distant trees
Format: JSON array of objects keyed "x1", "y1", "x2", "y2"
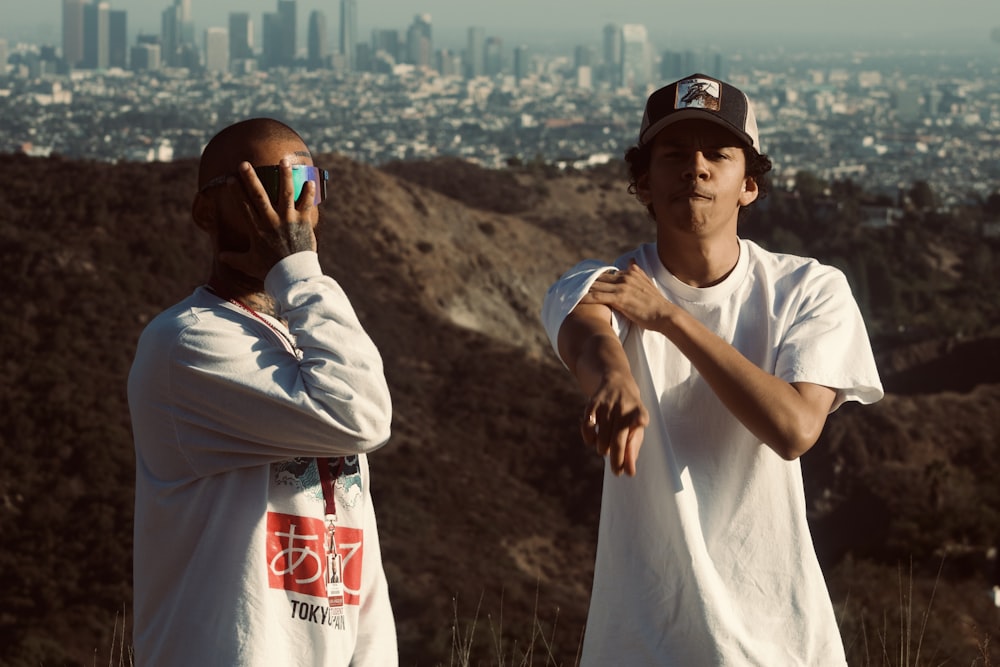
[{"x1": 742, "y1": 171, "x2": 1000, "y2": 342}]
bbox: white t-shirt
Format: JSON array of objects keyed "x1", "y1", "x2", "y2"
[
  {"x1": 541, "y1": 239, "x2": 883, "y2": 666},
  {"x1": 129, "y1": 252, "x2": 397, "y2": 666}
]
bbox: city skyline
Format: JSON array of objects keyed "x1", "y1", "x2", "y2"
[{"x1": 4, "y1": 0, "x2": 1000, "y2": 52}]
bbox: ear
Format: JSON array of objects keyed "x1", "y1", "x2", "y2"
[
  {"x1": 739, "y1": 176, "x2": 759, "y2": 207},
  {"x1": 191, "y1": 192, "x2": 216, "y2": 233},
  {"x1": 635, "y1": 173, "x2": 652, "y2": 205}
]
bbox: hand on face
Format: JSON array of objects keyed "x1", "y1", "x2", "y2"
[{"x1": 216, "y1": 158, "x2": 319, "y2": 281}]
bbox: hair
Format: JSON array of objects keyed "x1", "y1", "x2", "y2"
[
  {"x1": 197, "y1": 118, "x2": 308, "y2": 189},
  {"x1": 624, "y1": 139, "x2": 773, "y2": 218}
]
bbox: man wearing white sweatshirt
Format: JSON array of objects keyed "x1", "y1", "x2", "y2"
[{"x1": 128, "y1": 118, "x2": 396, "y2": 666}]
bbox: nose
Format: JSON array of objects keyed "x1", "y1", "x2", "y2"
[{"x1": 682, "y1": 151, "x2": 710, "y2": 181}]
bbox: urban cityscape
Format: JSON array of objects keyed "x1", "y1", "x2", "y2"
[{"x1": 1, "y1": 0, "x2": 999, "y2": 208}]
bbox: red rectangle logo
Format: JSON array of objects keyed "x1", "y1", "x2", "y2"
[{"x1": 266, "y1": 512, "x2": 364, "y2": 605}]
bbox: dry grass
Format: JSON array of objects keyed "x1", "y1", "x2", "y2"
[{"x1": 447, "y1": 586, "x2": 582, "y2": 667}]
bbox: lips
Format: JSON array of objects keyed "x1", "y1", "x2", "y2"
[{"x1": 671, "y1": 189, "x2": 712, "y2": 201}]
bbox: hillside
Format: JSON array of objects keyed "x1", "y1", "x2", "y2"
[{"x1": 0, "y1": 151, "x2": 998, "y2": 665}]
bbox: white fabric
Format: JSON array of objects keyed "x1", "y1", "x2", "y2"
[
  {"x1": 129, "y1": 251, "x2": 397, "y2": 667},
  {"x1": 541, "y1": 239, "x2": 883, "y2": 666}
]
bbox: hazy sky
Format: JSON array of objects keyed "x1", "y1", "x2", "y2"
[{"x1": 4, "y1": 0, "x2": 1000, "y2": 50}]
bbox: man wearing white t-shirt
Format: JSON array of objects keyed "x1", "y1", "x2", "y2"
[{"x1": 541, "y1": 74, "x2": 883, "y2": 665}]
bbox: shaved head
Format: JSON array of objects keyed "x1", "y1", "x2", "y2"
[{"x1": 198, "y1": 118, "x2": 311, "y2": 189}]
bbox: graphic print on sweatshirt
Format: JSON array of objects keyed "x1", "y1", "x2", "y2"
[{"x1": 267, "y1": 457, "x2": 365, "y2": 605}]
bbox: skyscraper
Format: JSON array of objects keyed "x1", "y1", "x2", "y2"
[
  {"x1": 339, "y1": 0, "x2": 356, "y2": 71},
  {"x1": 602, "y1": 23, "x2": 621, "y2": 86},
  {"x1": 161, "y1": 3, "x2": 182, "y2": 66},
  {"x1": 277, "y1": 0, "x2": 297, "y2": 66},
  {"x1": 371, "y1": 29, "x2": 400, "y2": 64},
  {"x1": 308, "y1": 10, "x2": 327, "y2": 70},
  {"x1": 176, "y1": 0, "x2": 194, "y2": 45},
  {"x1": 406, "y1": 14, "x2": 432, "y2": 68},
  {"x1": 261, "y1": 12, "x2": 281, "y2": 68},
  {"x1": 513, "y1": 44, "x2": 530, "y2": 83},
  {"x1": 62, "y1": 0, "x2": 86, "y2": 68},
  {"x1": 204, "y1": 27, "x2": 228, "y2": 73},
  {"x1": 574, "y1": 45, "x2": 594, "y2": 70},
  {"x1": 620, "y1": 23, "x2": 650, "y2": 90},
  {"x1": 82, "y1": 1, "x2": 110, "y2": 70},
  {"x1": 229, "y1": 12, "x2": 253, "y2": 60},
  {"x1": 465, "y1": 26, "x2": 484, "y2": 79},
  {"x1": 484, "y1": 36, "x2": 503, "y2": 76},
  {"x1": 108, "y1": 10, "x2": 127, "y2": 68},
  {"x1": 660, "y1": 49, "x2": 684, "y2": 81},
  {"x1": 131, "y1": 38, "x2": 161, "y2": 71}
]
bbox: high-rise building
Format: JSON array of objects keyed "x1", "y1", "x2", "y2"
[
  {"x1": 465, "y1": 26, "x2": 484, "y2": 78},
  {"x1": 82, "y1": 1, "x2": 110, "y2": 70},
  {"x1": 484, "y1": 36, "x2": 503, "y2": 76},
  {"x1": 204, "y1": 27, "x2": 228, "y2": 73},
  {"x1": 131, "y1": 41, "x2": 161, "y2": 71},
  {"x1": 109, "y1": 9, "x2": 127, "y2": 69},
  {"x1": 574, "y1": 45, "x2": 594, "y2": 69},
  {"x1": 354, "y1": 42, "x2": 372, "y2": 71},
  {"x1": 261, "y1": 12, "x2": 281, "y2": 68},
  {"x1": 62, "y1": 0, "x2": 86, "y2": 67},
  {"x1": 406, "y1": 14, "x2": 432, "y2": 68},
  {"x1": 176, "y1": 0, "x2": 194, "y2": 45},
  {"x1": 371, "y1": 29, "x2": 400, "y2": 64},
  {"x1": 436, "y1": 48, "x2": 460, "y2": 77},
  {"x1": 339, "y1": 0, "x2": 356, "y2": 71},
  {"x1": 602, "y1": 23, "x2": 621, "y2": 86},
  {"x1": 277, "y1": 0, "x2": 297, "y2": 66},
  {"x1": 620, "y1": 23, "x2": 650, "y2": 90},
  {"x1": 229, "y1": 12, "x2": 253, "y2": 60},
  {"x1": 513, "y1": 44, "x2": 530, "y2": 83},
  {"x1": 660, "y1": 49, "x2": 684, "y2": 81},
  {"x1": 307, "y1": 11, "x2": 327, "y2": 70},
  {"x1": 161, "y1": 3, "x2": 182, "y2": 66}
]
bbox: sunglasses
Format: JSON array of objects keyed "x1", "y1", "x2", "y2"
[{"x1": 200, "y1": 164, "x2": 329, "y2": 207}]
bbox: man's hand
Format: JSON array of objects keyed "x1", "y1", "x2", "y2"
[
  {"x1": 579, "y1": 262, "x2": 675, "y2": 330},
  {"x1": 558, "y1": 302, "x2": 649, "y2": 477},
  {"x1": 580, "y1": 369, "x2": 649, "y2": 477},
  {"x1": 218, "y1": 159, "x2": 319, "y2": 280}
]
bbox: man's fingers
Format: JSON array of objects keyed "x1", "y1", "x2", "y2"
[
  {"x1": 609, "y1": 425, "x2": 630, "y2": 476},
  {"x1": 298, "y1": 180, "x2": 317, "y2": 211},
  {"x1": 278, "y1": 159, "x2": 297, "y2": 211},
  {"x1": 623, "y1": 426, "x2": 645, "y2": 477},
  {"x1": 237, "y1": 161, "x2": 273, "y2": 216}
]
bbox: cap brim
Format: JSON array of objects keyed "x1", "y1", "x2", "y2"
[{"x1": 639, "y1": 108, "x2": 756, "y2": 150}]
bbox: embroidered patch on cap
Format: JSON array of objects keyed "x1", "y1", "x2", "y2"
[{"x1": 675, "y1": 77, "x2": 721, "y2": 111}]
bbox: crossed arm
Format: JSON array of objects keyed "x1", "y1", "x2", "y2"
[{"x1": 557, "y1": 262, "x2": 837, "y2": 476}]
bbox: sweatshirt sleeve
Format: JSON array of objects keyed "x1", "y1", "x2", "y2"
[{"x1": 129, "y1": 251, "x2": 392, "y2": 479}]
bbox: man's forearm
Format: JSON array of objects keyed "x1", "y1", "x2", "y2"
[{"x1": 653, "y1": 306, "x2": 834, "y2": 460}]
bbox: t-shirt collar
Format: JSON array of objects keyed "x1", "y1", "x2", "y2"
[{"x1": 646, "y1": 238, "x2": 750, "y2": 304}]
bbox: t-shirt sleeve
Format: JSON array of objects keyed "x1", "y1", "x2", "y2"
[
  {"x1": 540, "y1": 259, "x2": 627, "y2": 367},
  {"x1": 774, "y1": 266, "x2": 884, "y2": 411}
]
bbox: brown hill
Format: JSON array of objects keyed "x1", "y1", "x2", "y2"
[{"x1": 0, "y1": 151, "x2": 998, "y2": 665}]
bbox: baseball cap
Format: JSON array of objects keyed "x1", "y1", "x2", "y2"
[{"x1": 637, "y1": 73, "x2": 761, "y2": 152}]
